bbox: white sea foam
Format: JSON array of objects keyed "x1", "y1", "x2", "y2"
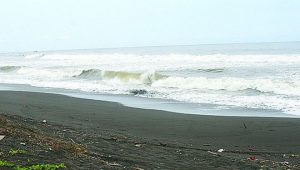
[
  {"x1": 24, "y1": 53, "x2": 45, "y2": 59},
  {"x1": 24, "y1": 53, "x2": 300, "y2": 71},
  {"x1": 153, "y1": 76, "x2": 300, "y2": 96},
  {"x1": 1, "y1": 51, "x2": 300, "y2": 116}
]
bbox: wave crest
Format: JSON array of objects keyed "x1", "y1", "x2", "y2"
[
  {"x1": 0, "y1": 66, "x2": 21, "y2": 72},
  {"x1": 74, "y1": 70, "x2": 167, "y2": 85},
  {"x1": 74, "y1": 69, "x2": 102, "y2": 79},
  {"x1": 197, "y1": 68, "x2": 225, "y2": 73}
]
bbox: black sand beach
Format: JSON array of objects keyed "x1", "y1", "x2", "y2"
[{"x1": 0, "y1": 91, "x2": 299, "y2": 169}]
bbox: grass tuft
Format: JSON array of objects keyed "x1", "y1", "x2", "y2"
[
  {"x1": 0, "y1": 160, "x2": 15, "y2": 167},
  {"x1": 16, "y1": 163, "x2": 66, "y2": 170},
  {"x1": 0, "y1": 160, "x2": 66, "y2": 170},
  {"x1": 9, "y1": 149, "x2": 28, "y2": 156}
]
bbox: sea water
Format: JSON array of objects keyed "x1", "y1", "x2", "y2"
[{"x1": 0, "y1": 42, "x2": 300, "y2": 117}]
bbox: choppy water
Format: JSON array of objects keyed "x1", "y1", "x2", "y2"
[{"x1": 0, "y1": 42, "x2": 300, "y2": 117}]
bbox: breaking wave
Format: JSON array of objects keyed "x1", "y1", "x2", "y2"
[
  {"x1": 74, "y1": 69, "x2": 168, "y2": 85},
  {"x1": 0, "y1": 66, "x2": 22, "y2": 72},
  {"x1": 74, "y1": 69, "x2": 102, "y2": 79},
  {"x1": 1, "y1": 66, "x2": 299, "y2": 97}
]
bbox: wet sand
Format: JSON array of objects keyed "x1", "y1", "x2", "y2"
[{"x1": 0, "y1": 91, "x2": 299, "y2": 169}]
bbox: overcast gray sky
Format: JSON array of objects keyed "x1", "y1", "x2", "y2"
[{"x1": 0, "y1": 0, "x2": 299, "y2": 52}]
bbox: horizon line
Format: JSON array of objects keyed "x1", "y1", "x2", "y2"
[{"x1": 1, "y1": 40, "x2": 299, "y2": 54}]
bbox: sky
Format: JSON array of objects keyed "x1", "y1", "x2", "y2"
[{"x1": 0, "y1": 0, "x2": 299, "y2": 52}]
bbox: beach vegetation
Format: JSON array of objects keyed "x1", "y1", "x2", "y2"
[
  {"x1": 15, "y1": 163, "x2": 66, "y2": 170},
  {"x1": 0, "y1": 160, "x2": 15, "y2": 167},
  {"x1": 9, "y1": 149, "x2": 28, "y2": 155},
  {"x1": 0, "y1": 160, "x2": 66, "y2": 170}
]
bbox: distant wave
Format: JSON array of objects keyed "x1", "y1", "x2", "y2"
[
  {"x1": 35, "y1": 53, "x2": 300, "y2": 65},
  {"x1": 237, "y1": 88, "x2": 276, "y2": 95},
  {"x1": 74, "y1": 69, "x2": 168, "y2": 85},
  {"x1": 197, "y1": 68, "x2": 225, "y2": 73},
  {"x1": 24, "y1": 53, "x2": 44, "y2": 59},
  {"x1": 0, "y1": 66, "x2": 21, "y2": 72}
]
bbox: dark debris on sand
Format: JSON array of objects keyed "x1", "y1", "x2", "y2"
[{"x1": 0, "y1": 113, "x2": 299, "y2": 170}]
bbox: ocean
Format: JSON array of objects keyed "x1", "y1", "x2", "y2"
[{"x1": 0, "y1": 42, "x2": 300, "y2": 117}]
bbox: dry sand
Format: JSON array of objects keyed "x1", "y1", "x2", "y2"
[{"x1": 0, "y1": 91, "x2": 299, "y2": 169}]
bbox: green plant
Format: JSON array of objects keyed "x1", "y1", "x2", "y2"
[
  {"x1": 0, "y1": 160, "x2": 15, "y2": 167},
  {"x1": 0, "y1": 160, "x2": 66, "y2": 170},
  {"x1": 16, "y1": 163, "x2": 66, "y2": 170},
  {"x1": 9, "y1": 149, "x2": 28, "y2": 155}
]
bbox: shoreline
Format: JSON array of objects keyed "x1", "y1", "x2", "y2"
[
  {"x1": 0, "y1": 90, "x2": 300, "y2": 169},
  {"x1": 0, "y1": 83, "x2": 297, "y2": 118}
]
